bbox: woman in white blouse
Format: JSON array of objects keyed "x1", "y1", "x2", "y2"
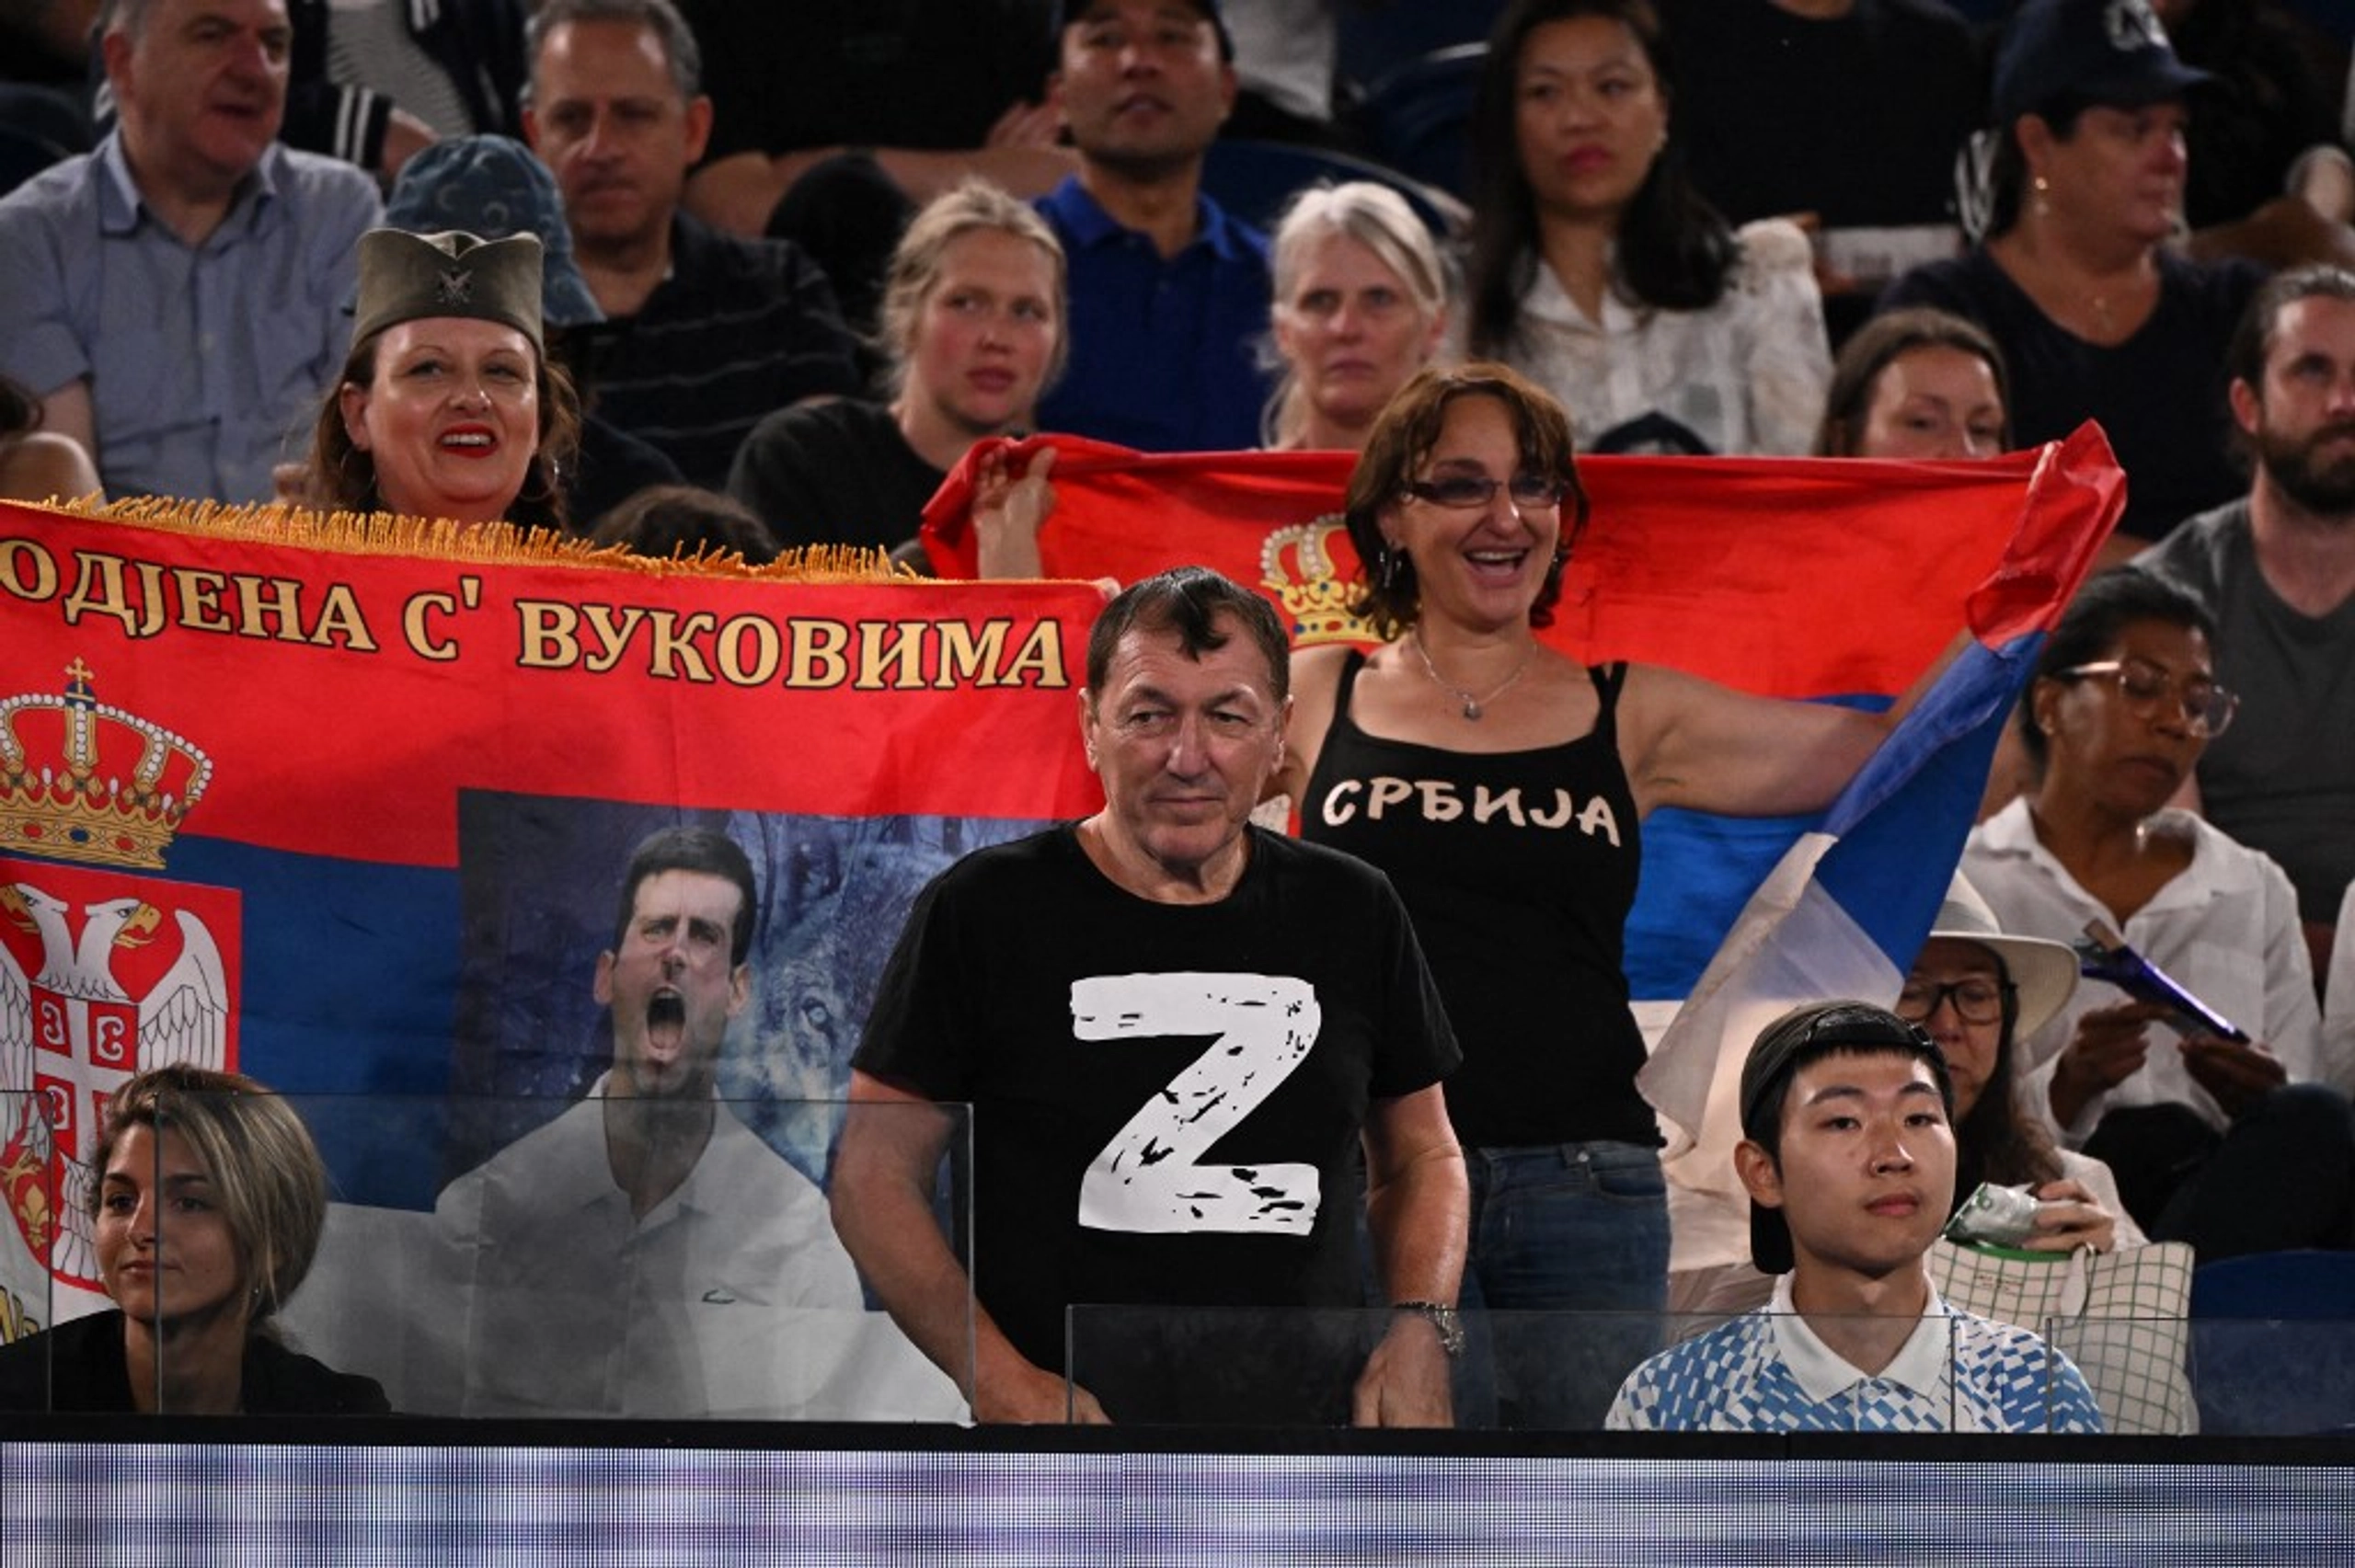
[
  {"x1": 1460, "y1": 0, "x2": 1831, "y2": 456},
  {"x1": 1964, "y1": 568, "x2": 2354, "y2": 1254}
]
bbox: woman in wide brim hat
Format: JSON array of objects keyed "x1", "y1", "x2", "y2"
[{"x1": 1898, "y1": 875, "x2": 2142, "y2": 1253}]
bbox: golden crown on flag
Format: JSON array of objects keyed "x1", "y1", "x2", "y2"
[
  {"x1": 1259, "y1": 517, "x2": 1377, "y2": 647},
  {"x1": 0, "y1": 660, "x2": 213, "y2": 870}
]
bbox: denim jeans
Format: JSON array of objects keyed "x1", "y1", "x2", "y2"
[{"x1": 1455, "y1": 1140, "x2": 1671, "y2": 1430}]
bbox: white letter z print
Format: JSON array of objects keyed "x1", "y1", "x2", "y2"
[{"x1": 1073, "y1": 972, "x2": 1322, "y2": 1235}]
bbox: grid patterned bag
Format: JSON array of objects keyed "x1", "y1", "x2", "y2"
[{"x1": 1925, "y1": 1238, "x2": 2198, "y2": 1435}]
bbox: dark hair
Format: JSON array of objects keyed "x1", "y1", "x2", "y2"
[
  {"x1": 0, "y1": 374, "x2": 44, "y2": 441},
  {"x1": 1343, "y1": 362, "x2": 1588, "y2": 640},
  {"x1": 306, "y1": 328, "x2": 584, "y2": 533},
  {"x1": 526, "y1": 0, "x2": 704, "y2": 102},
  {"x1": 592, "y1": 484, "x2": 777, "y2": 564},
  {"x1": 2017, "y1": 567, "x2": 2219, "y2": 768},
  {"x1": 1936, "y1": 944, "x2": 2066, "y2": 1198},
  {"x1": 1085, "y1": 566, "x2": 1291, "y2": 703},
  {"x1": 2225, "y1": 264, "x2": 2355, "y2": 393},
  {"x1": 1985, "y1": 96, "x2": 2092, "y2": 241},
  {"x1": 102, "y1": 0, "x2": 158, "y2": 40},
  {"x1": 1813, "y1": 308, "x2": 2013, "y2": 457},
  {"x1": 612, "y1": 826, "x2": 758, "y2": 966},
  {"x1": 1464, "y1": 0, "x2": 1735, "y2": 360},
  {"x1": 89, "y1": 1064, "x2": 329, "y2": 1329},
  {"x1": 1740, "y1": 1001, "x2": 1956, "y2": 1162}
]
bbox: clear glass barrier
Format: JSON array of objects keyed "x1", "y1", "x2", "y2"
[
  {"x1": 1067, "y1": 1306, "x2": 2121, "y2": 1431},
  {"x1": 104, "y1": 1090, "x2": 977, "y2": 1421},
  {"x1": 2142, "y1": 1316, "x2": 2355, "y2": 1437},
  {"x1": 0, "y1": 1090, "x2": 60, "y2": 1411}
]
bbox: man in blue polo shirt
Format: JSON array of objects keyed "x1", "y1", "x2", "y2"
[
  {"x1": 1035, "y1": 0, "x2": 1272, "y2": 452},
  {"x1": 0, "y1": 0, "x2": 380, "y2": 503}
]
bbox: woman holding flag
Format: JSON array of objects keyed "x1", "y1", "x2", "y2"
[
  {"x1": 306, "y1": 227, "x2": 581, "y2": 532},
  {"x1": 1274, "y1": 361, "x2": 1956, "y2": 1425}
]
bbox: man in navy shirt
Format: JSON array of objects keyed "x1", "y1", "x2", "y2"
[{"x1": 1034, "y1": 0, "x2": 1273, "y2": 452}]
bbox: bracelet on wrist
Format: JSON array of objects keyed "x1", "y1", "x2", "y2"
[{"x1": 1391, "y1": 1299, "x2": 1464, "y2": 1358}]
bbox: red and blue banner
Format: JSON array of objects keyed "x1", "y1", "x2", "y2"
[{"x1": 0, "y1": 500, "x2": 1105, "y2": 1338}]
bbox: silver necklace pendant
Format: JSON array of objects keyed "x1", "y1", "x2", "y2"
[{"x1": 1461, "y1": 698, "x2": 1483, "y2": 720}]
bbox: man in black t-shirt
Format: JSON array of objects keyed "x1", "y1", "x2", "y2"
[{"x1": 837, "y1": 567, "x2": 1467, "y2": 1425}]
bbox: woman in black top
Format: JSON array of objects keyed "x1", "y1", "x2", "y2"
[
  {"x1": 1274, "y1": 361, "x2": 1954, "y2": 1425},
  {"x1": 0, "y1": 1064, "x2": 386, "y2": 1414}
]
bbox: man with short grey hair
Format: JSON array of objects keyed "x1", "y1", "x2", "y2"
[{"x1": 0, "y1": 0, "x2": 380, "y2": 501}]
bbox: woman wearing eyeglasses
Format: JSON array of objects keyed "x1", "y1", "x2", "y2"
[
  {"x1": 1897, "y1": 879, "x2": 2140, "y2": 1256},
  {"x1": 1963, "y1": 568, "x2": 2355, "y2": 1252},
  {"x1": 1273, "y1": 362, "x2": 1957, "y2": 1425}
]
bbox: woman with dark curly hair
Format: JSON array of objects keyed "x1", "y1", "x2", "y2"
[
  {"x1": 305, "y1": 227, "x2": 582, "y2": 530},
  {"x1": 1272, "y1": 361, "x2": 1950, "y2": 1424},
  {"x1": 1460, "y1": 0, "x2": 1830, "y2": 456}
]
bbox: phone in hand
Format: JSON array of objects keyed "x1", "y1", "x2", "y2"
[{"x1": 2073, "y1": 920, "x2": 2250, "y2": 1042}]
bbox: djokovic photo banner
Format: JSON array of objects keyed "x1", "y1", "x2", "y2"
[{"x1": 0, "y1": 500, "x2": 1106, "y2": 1348}]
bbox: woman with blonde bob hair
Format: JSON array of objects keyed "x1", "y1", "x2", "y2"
[
  {"x1": 0, "y1": 1064, "x2": 386, "y2": 1413},
  {"x1": 1264, "y1": 182, "x2": 1453, "y2": 452}
]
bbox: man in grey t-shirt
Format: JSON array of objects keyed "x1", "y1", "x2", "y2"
[{"x1": 2138, "y1": 265, "x2": 2355, "y2": 976}]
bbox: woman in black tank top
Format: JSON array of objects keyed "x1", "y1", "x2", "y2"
[{"x1": 1273, "y1": 363, "x2": 1961, "y2": 1427}]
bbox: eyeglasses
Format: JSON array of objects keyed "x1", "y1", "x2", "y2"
[
  {"x1": 1894, "y1": 978, "x2": 2011, "y2": 1026},
  {"x1": 2057, "y1": 658, "x2": 2238, "y2": 738},
  {"x1": 1401, "y1": 474, "x2": 1568, "y2": 510}
]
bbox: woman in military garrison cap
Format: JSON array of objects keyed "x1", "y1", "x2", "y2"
[{"x1": 306, "y1": 227, "x2": 583, "y2": 529}]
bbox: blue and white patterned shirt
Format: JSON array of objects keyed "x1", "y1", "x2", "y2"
[{"x1": 1606, "y1": 1276, "x2": 2105, "y2": 1433}]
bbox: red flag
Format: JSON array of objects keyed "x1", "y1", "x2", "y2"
[{"x1": 924, "y1": 429, "x2": 2120, "y2": 700}]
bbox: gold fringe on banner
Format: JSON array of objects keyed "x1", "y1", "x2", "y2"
[{"x1": 26, "y1": 493, "x2": 911, "y2": 584}]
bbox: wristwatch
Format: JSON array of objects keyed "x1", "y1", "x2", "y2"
[{"x1": 1392, "y1": 1299, "x2": 1464, "y2": 1358}]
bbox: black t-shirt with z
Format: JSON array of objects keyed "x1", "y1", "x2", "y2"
[
  {"x1": 856, "y1": 824, "x2": 1458, "y2": 1414},
  {"x1": 1303, "y1": 654, "x2": 1657, "y2": 1150}
]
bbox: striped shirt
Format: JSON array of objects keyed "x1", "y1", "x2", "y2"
[{"x1": 580, "y1": 213, "x2": 864, "y2": 490}]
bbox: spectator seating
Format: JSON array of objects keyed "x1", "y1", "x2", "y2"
[
  {"x1": 2188, "y1": 1250, "x2": 2355, "y2": 1436},
  {"x1": 1199, "y1": 136, "x2": 1462, "y2": 239},
  {"x1": 1350, "y1": 43, "x2": 1486, "y2": 203}
]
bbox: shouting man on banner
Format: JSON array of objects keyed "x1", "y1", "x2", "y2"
[
  {"x1": 835, "y1": 567, "x2": 1467, "y2": 1425},
  {"x1": 435, "y1": 826, "x2": 866, "y2": 1417}
]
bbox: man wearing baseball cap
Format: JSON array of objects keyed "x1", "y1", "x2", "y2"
[{"x1": 1607, "y1": 1001, "x2": 2103, "y2": 1431}]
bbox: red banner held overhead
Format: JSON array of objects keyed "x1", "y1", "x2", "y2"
[{"x1": 923, "y1": 429, "x2": 2120, "y2": 699}]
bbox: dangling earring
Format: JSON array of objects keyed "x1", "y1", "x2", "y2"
[
  {"x1": 1378, "y1": 544, "x2": 1401, "y2": 591},
  {"x1": 2031, "y1": 174, "x2": 2052, "y2": 221}
]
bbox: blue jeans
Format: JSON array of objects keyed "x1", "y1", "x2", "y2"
[{"x1": 1456, "y1": 1141, "x2": 1670, "y2": 1430}]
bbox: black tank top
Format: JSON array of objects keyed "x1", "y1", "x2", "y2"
[{"x1": 1301, "y1": 652, "x2": 1657, "y2": 1147}]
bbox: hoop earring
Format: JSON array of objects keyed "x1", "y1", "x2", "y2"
[{"x1": 517, "y1": 454, "x2": 563, "y2": 509}]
